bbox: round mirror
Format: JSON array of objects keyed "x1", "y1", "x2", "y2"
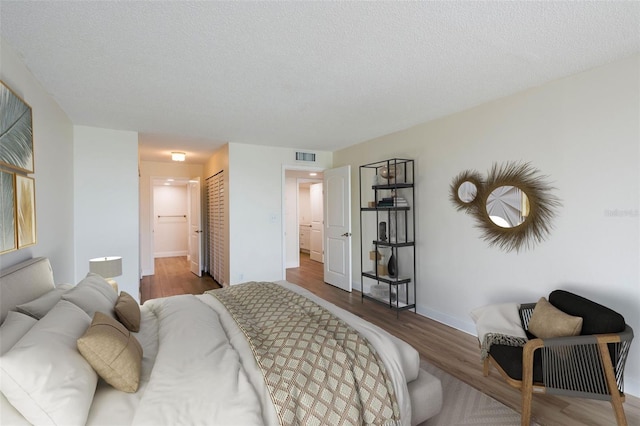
[
  {"x1": 449, "y1": 170, "x2": 483, "y2": 212},
  {"x1": 486, "y1": 185, "x2": 529, "y2": 228},
  {"x1": 452, "y1": 162, "x2": 560, "y2": 252},
  {"x1": 457, "y1": 181, "x2": 477, "y2": 203}
]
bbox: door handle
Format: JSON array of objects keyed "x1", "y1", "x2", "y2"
[{"x1": 341, "y1": 232, "x2": 352, "y2": 237}]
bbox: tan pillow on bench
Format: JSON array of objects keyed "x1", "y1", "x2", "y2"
[{"x1": 528, "y1": 297, "x2": 583, "y2": 339}]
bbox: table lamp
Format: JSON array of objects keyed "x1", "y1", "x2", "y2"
[{"x1": 89, "y1": 256, "x2": 122, "y2": 293}]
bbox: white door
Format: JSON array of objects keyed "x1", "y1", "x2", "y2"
[
  {"x1": 189, "y1": 178, "x2": 203, "y2": 277},
  {"x1": 310, "y1": 183, "x2": 324, "y2": 263},
  {"x1": 323, "y1": 165, "x2": 352, "y2": 292}
]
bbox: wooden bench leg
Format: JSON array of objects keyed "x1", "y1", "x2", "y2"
[
  {"x1": 521, "y1": 341, "x2": 539, "y2": 426},
  {"x1": 599, "y1": 342, "x2": 628, "y2": 426},
  {"x1": 483, "y1": 357, "x2": 490, "y2": 377},
  {"x1": 610, "y1": 395, "x2": 628, "y2": 426},
  {"x1": 521, "y1": 385, "x2": 533, "y2": 426}
]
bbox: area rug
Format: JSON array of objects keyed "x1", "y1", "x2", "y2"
[{"x1": 420, "y1": 360, "x2": 538, "y2": 426}]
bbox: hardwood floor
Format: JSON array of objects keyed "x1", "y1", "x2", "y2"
[
  {"x1": 142, "y1": 254, "x2": 640, "y2": 426},
  {"x1": 140, "y1": 256, "x2": 220, "y2": 302}
]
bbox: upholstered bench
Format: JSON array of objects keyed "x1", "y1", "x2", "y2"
[{"x1": 477, "y1": 290, "x2": 633, "y2": 426}]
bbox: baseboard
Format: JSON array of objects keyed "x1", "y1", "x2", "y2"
[
  {"x1": 154, "y1": 251, "x2": 188, "y2": 258},
  {"x1": 626, "y1": 378, "x2": 640, "y2": 399},
  {"x1": 416, "y1": 303, "x2": 477, "y2": 336}
]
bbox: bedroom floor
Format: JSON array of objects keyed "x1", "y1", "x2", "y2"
[
  {"x1": 142, "y1": 255, "x2": 640, "y2": 426},
  {"x1": 140, "y1": 256, "x2": 221, "y2": 302}
]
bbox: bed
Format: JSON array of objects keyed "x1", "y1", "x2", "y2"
[{"x1": 0, "y1": 257, "x2": 442, "y2": 425}]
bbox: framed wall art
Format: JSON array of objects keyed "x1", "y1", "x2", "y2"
[
  {"x1": 0, "y1": 80, "x2": 34, "y2": 173},
  {"x1": 16, "y1": 174, "x2": 36, "y2": 248},
  {"x1": 0, "y1": 169, "x2": 17, "y2": 253}
]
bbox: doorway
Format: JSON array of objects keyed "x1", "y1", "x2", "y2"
[
  {"x1": 284, "y1": 169, "x2": 324, "y2": 270},
  {"x1": 283, "y1": 165, "x2": 352, "y2": 292},
  {"x1": 150, "y1": 177, "x2": 201, "y2": 276}
]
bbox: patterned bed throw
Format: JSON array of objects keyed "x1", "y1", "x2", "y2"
[{"x1": 207, "y1": 282, "x2": 401, "y2": 426}]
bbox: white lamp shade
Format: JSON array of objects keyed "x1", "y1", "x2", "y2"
[{"x1": 89, "y1": 256, "x2": 122, "y2": 279}]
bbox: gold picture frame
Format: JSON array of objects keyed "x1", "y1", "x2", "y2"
[
  {"x1": 16, "y1": 174, "x2": 36, "y2": 248},
  {"x1": 0, "y1": 169, "x2": 17, "y2": 253}
]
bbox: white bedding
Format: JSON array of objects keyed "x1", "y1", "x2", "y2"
[
  {"x1": 2, "y1": 280, "x2": 420, "y2": 425},
  {"x1": 88, "y1": 282, "x2": 414, "y2": 425}
]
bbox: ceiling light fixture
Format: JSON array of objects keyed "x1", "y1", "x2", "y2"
[
  {"x1": 309, "y1": 172, "x2": 317, "y2": 176},
  {"x1": 171, "y1": 152, "x2": 186, "y2": 161}
]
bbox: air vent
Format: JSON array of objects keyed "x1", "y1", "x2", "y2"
[{"x1": 295, "y1": 152, "x2": 316, "y2": 162}]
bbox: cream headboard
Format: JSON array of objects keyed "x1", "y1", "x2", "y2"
[{"x1": 0, "y1": 257, "x2": 56, "y2": 323}]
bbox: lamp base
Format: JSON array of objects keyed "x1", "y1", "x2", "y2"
[{"x1": 106, "y1": 279, "x2": 118, "y2": 294}]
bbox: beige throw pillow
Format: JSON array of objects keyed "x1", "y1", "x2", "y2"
[
  {"x1": 77, "y1": 312, "x2": 143, "y2": 393},
  {"x1": 528, "y1": 297, "x2": 583, "y2": 339},
  {"x1": 115, "y1": 291, "x2": 141, "y2": 332}
]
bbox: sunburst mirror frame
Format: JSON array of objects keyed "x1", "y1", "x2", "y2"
[
  {"x1": 449, "y1": 169, "x2": 484, "y2": 213},
  {"x1": 450, "y1": 162, "x2": 561, "y2": 253}
]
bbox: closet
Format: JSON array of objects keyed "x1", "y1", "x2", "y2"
[{"x1": 206, "y1": 171, "x2": 225, "y2": 284}]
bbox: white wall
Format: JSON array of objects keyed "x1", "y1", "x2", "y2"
[
  {"x1": 139, "y1": 160, "x2": 203, "y2": 275},
  {"x1": 0, "y1": 39, "x2": 76, "y2": 284},
  {"x1": 299, "y1": 186, "x2": 311, "y2": 225},
  {"x1": 334, "y1": 54, "x2": 640, "y2": 395},
  {"x1": 73, "y1": 126, "x2": 140, "y2": 300},
  {"x1": 153, "y1": 185, "x2": 188, "y2": 257},
  {"x1": 227, "y1": 143, "x2": 332, "y2": 284},
  {"x1": 284, "y1": 175, "x2": 299, "y2": 268}
]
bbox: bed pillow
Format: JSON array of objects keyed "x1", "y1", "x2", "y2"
[
  {"x1": 62, "y1": 272, "x2": 118, "y2": 319},
  {"x1": 0, "y1": 311, "x2": 37, "y2": 355},
  {"x1": 77, "y1": 311, "x2": 143, "y2": 393},
  {"x1": 0, "y1": 300, "x2": 97, "y2": 426},
  {"x1": 115, "y1": 291, "x2": 141, "y2": 332},
  {"x1": 15, "y1": 284, "x2": 72, "y2": 319},
  {"x1": 528, "y1": 297, "x2": 583, "y2": 339}
]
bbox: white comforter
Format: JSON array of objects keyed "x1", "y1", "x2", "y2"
[{"x1": 87, "y1": 282, "x2": 415, "y2": 425}]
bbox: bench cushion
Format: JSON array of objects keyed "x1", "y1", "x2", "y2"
[
  {"x1": 549, "y1": 290, "x2": 625, "y2": 335},
  {"x1": 489, "y1": 344, "x2": 543, "y2": 382}
]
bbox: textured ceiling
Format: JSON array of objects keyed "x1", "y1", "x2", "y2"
[{"x1": 1, "y1": 1, "x2": 638, "y2": 164}]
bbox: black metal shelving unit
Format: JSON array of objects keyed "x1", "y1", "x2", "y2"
[{"x1": 359, "y1": 159, "x2": 416, "y2": 315}]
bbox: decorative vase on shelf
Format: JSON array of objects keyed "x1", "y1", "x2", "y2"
[
  {"x1": 380, "y1": 165, "x2": 396, "y2": 180},
  {"x1": 378, "y1": 221, "x2": 387, "y2": 242},
  {"x1": 388, "y1": 253, "x2": 397, "y2": 278}
]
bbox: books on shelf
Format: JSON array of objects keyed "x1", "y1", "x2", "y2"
[
  {"x1": 377, "y1": 196, "x2": 408, "y2": 207},
  {"x1": 395, "y1": 196, "x2": 409, "y2": 207}
]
